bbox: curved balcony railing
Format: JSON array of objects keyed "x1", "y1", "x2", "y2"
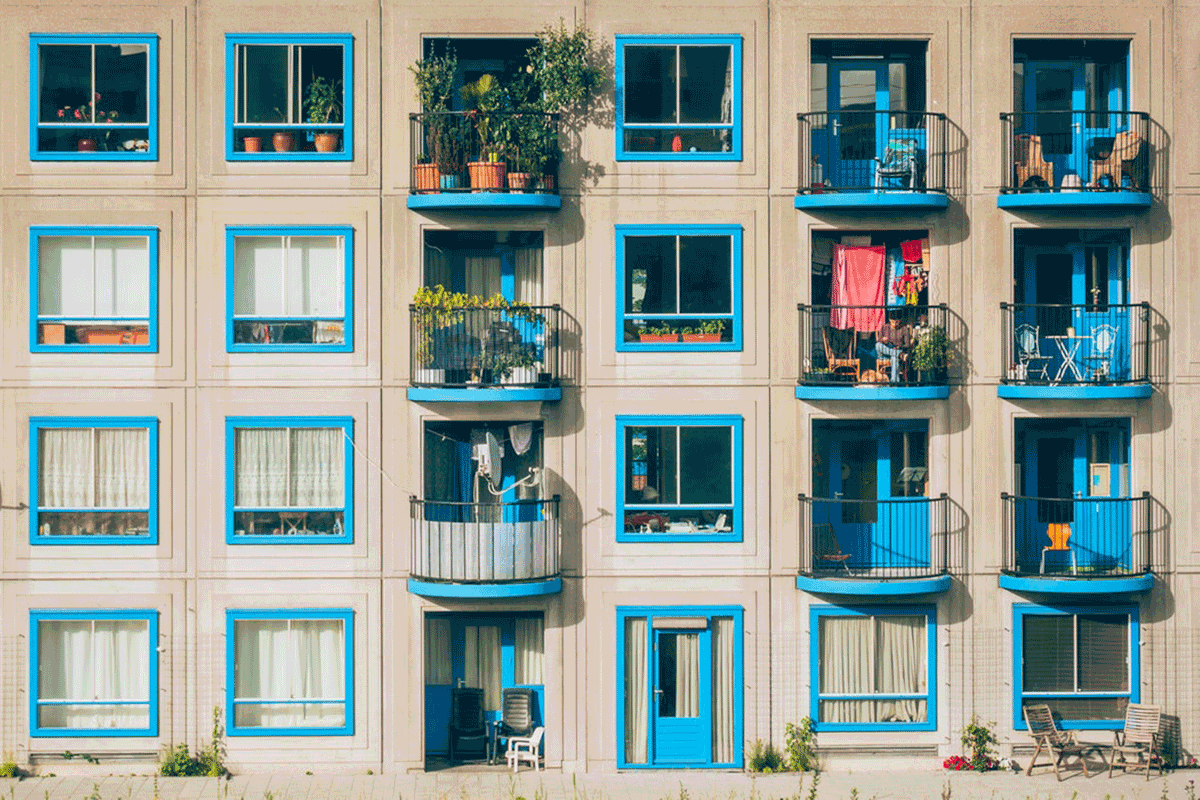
[
  {"x1": 408, "y1": 111, "x2": 560, "y2": 196},
  {"x1": 410, "y1": 305, "x2": 562, "y2": 388},
  {"x1": 798, "y1": 304, "x2": 957, "y2": 388},
  {"x1": 1000, "y1": 493, "x2": 1158, "y2": 577},
  {"x1": 798, "y1": 494, "x2": 954, "y2": 579},
  {"x1": 410, "y1": 496, "x2": 560, "y2": 585},
  {"x1": 999, "y1": 303, "x2": 1151, "y2": 387},
  {"x1": 797, "y1": 110, "x2": 949, "y2": 195},
  {"x1": 999, "y1": 111, "x2": 1158, "y2": 195}
]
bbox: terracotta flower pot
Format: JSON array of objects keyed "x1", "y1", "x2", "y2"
[
  {"x1": 507, "y1": 172, "x2": 532, "y2": 192},
  {"x1": 313, "y1": 133, "x2": 340, "y2": 153},
  {"x1": 77, "y1": 138, "x2": 98, "y2": 152},
  {"x1": 638, "y1": 333, "x2": 679, "y2": 344},
  {"x1": 243, "y1": 136, "x2": 263, "y2": 153},
  {"x1": 272, "y1": 132, "x2": 295, "y2": 152},
  {"x1": 680, "y1": 333, "x2": 721, "y2": 343},
  {"x1": 468, "y1": 161, "x2": 506, "y2": 192},
  {"x1": 413, "y1": 163, "x2": 441, "y2": 193}
]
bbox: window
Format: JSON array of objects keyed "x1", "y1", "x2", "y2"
[
  {"x1": 810, "y1": 605, "x2": 936, "y2": 731},
  {"x1": 29, "y1": 417, "x2": 159, "y2": 545},
  {"x1": 616, "y1": 415, "x2": 742, "y2": 542},
  {"x1": 30, "y1": 34, "x2": 158, "y2": 160},
  {"x1": 226, "y1": 417, "x2": 353, "y2": 544},
  {"x1": 30, "y1": 610, "x2": 158, "y2": 737},
  {"x1": 227, "y1": 609, "x2": 353, "y2": 736},
  {"x1": 226, "y1": 227, "x2": 353, "y2": 352},
  {"x1": 30, "y1": 227, "x2": 158, "y2": 352},
  {"x1": 616, "y1": 35, "x2": 741, "y2": 161},
  {"x1": 225, "y1": 34, "x2": 352, "y2": 160},
  {"x1": 616, "y1": 225, "x2": 741, "y2": 351},
  {"x1": 1014, "y1": 604, "x2": 1136, "y2": 729}
]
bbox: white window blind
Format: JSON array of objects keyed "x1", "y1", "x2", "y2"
[
  {"x1": 38, "y1": 236, "x2": 150, "y2": 319},
  {"x1": 234, "y1": 236, "x2": 343, "y2": 318}
]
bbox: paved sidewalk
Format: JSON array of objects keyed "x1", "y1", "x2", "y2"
[{"x1": 2, "y1": 769, "x2": 1198, "y2": 800}]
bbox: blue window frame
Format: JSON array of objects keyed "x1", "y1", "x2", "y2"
[
  {"x1": 225, "y1": 226, "x2": 353, "y2": 353},
  {"x1": 30, "y1": 34, "x2": 159, "y2": 161},
  {"x1": 615, "y1": 225, "x2": 742, "y2": 352},
  {"x1": 224, "y1": 34, "x2": 353, "y2": 161},
  {"x1": 29, "y1": 226, "x2": 159, "y2": 353},
  {"x1": 615, "y1": 35, "x2": 742, "y2": 161},
  {"x1": 30, "y1": 609, "x2": 159, "y2": 737},
  {"x1": 29, "y1": 416, "x2": 159, "y2": 546},
  {"x1": 226, "y1": 608, "x2": 354, "y2": 736},
  {"x1": 616, "y1": 605, "x2": 743, "y2": 769},
  {"x1": 616, "y1": 415, "x2": 742, "y2": 543},
  {"x1": 225, "y1": 416, "x2": 354, "y2": 544},
  {"x1": 809, "y1": 604, "x2": 937, "y2": 732},
  {"x1": 1013, "y1": 603, "x2": 1138, "y2": 730}
]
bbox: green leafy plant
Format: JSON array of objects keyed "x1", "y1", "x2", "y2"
[
  {"x1": 747, "y1": 738, "x2": 784, "y2": 772},
  {"x1": 410, "y1": 45, "x2": 457, "y2": 112},
  {"x1": 943, "y1": 715, "x2": 999, "y2": 772},
  {"x1": 700, "y1": 319, "x2": 726, "y2": 336},
  {"x1": 784, "y1": 717, "x2": 818, "y2": 772},
  {"x1": 911, "y1": 325, "x2": 949, "y2": 373},
  {"x1": 159, "y1": 707, "x2": 227, "y2": 777},
  {"x1": 647, "y1": 322, "x2": 676, "y2": 337},
  {"x1": 0, "y1": 760, "x2": 21, "y2": 778},
  {"x1": 526, "y1": 20, "x2": 604, "y2": 117},
  {"x1": 461, "y1": 74, "x2": 506, "y2": 161},
  {"x1": 303, "y1": 76, "x2": 342, "y2": 125}
]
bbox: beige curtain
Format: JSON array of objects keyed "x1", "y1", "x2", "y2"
[
  {"x1": 464, "y1": 255, "x2": 502, "y2": 298},
  {"x1": 424, "y1": 618, "x2": 452, "y2": 685},
  {"x1": 39, "y1": 428, "x2": 149, "y2": 510},
  {"x1": 423, "y1": 245, "x2": 453, "y2": 290},
  {"x1": 623, "y1": 617, "x2": 648, "y2": 764},
  {"x1": 711, "y1": 617, "x2": 736, "y2": 763},
  {"x1": 875, "y1": 615, "x2": 927, "y2": 722},
  {"x1": 675, "y1": 633, "x2": 700, "y2": 717},
  {"x1": 464, "y1": 625, "x2": 502, "y2": 709},
  {"x1": 819, "y1": 616, "x2": 873, "y2": 723},
  {"x1": 514, "y1": 617, "x2": 544, "y2": 685},
  {"x1": 514, "y1": 246, "x2": 543, "y2": 304}
]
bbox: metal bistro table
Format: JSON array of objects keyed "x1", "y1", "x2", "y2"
[{"x1": 1045, "y1": 333, "x2": 1093, "y2": 383}]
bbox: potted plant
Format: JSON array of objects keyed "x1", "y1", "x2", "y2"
[
  {"x1": 911, "y1": 325, "x2": 949, "y2": 384},
  {"x1": 638, "y1": 323, "x2": 678, "y2": 344},
  {"x1": 524, "y1": 20, "x2": 602, "y2": 188},
  {"x1": 59, "y1": 94, "x2": 119, "y2": 151},
  {"x1": 412, "y1": 284, "x2": 471, "y2": 384},
  {"x1": 410, "y1": 47, "x2": 458, "y2": 189},
  {"x1": 413, "y1": 152, "x2": 439, "y2": 193},
  {"x1": 269, "y1": 108, "x2": 294, "y2": 152},
  {"x1": 680, "y1": 319, "x2": 725, "y2": 343},
  {"x1": 242, "y1": 134, "x2": 263, "y2": 152},
  {"x1": 461, "y1": 74, "x2": 507, "y2": 191},
  {"x1": 303, "y1": 75, "x2": 343, "y2": 153}
]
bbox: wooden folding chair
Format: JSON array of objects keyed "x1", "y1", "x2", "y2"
[
  {"x1": 1109, "y1": 703, "x2": 1163, "y2": 780},
  {"x1": 814, "y1": 523, "x2": 852, "y2": 573},
  {"x1": 1024, "y1": 704, "x2": 1099, "y2": 781}
]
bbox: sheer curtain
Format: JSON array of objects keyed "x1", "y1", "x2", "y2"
[
  {"x1": 875, "y1": 616, "x2": 927, "y2": 722},
  {"x1": 623, "y1": 618, "x2": 648, "y2": 764},
  {"x1": 464, "y1": 255, "x2": 502, "y2": 298},
  {"x1": 292, "y1": 619, "x2": 346, "y2": 726},
  {"x1": 234, "y1": 236, "x2": 342, "y2": 318},
  {"x1": 675, "y1": 633, "x2": 700, "y2": 717},
  {"x1": 290, "y1": 428, "x2": 343, "y2": 507},
  {"x1": 38, "y1": 235, "x2": 148, "y2": 318},
  {"x1": 514, "y1": 246, "x2": 543, "y2": 305},
  {"x1": 424, "y1": 618, "x2": 452, "y2": 685},
  {"x1": 514, "y1": 617, "x2": 544, "y2": 685},
  {"x1": 38, "y1": 619, "x2": 150, "y2": 729},
  {"x1": 39, "y1": 428, "x2": 93, "y2": 507},
  {"x1": 424, "y1": 245, "x2": 453, "y2": 290},
  {"x1": 39, "y1": 428, "x2": 148, "y2": 509},
  {"x1": 96, "y1": 429, "x2": 150, "y2": 508},
  {"x1": 711, "y1": 617, "x2": 736, "y2": 763},
  {"x1": 464, "y1": 625, "x2": 502, "y2": 709},
  {"x1": 234, "y1": 618, "x2": 344, "y2": 728},
  {"x1": 235, "y1": 428, "x2": 342, "y2": 508},
  {"x1": 819, "y1": 616, "x2": 873, "y2": 723}
]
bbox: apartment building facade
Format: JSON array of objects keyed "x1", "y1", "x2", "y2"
[{"x1": 0, "y1": 0, "x2": 1196, "y2": 776}]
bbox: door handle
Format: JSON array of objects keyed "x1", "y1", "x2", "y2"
[{"x1": 832, "y1": 119, "x2": 841, "y2": 135}]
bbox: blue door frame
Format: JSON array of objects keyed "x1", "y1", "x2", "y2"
[{"x1": 651, "y1": 626, "x2": 711, "y2": 765}]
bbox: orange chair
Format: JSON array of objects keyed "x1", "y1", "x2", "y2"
[{"x1": 1040, "y1": 522, "x2": 1076, "y2": 574}]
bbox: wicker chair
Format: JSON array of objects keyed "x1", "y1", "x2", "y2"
[
  {"x1": 1014, "y1": 134, "x2": 1054, "y2": 190},
  {"x1": 822, "y1": 326, "x2": 860, "y2": 382},
  {"x1": 1090, "y1": 130, "x2": 1143, "y2": 190}
]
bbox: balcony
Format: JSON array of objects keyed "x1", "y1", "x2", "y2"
[
  {"x1": 998, "y1": 111, "x2": 1158, "y2": 210},
  {"x1": 795, "y1": 111, "x2": 950, "y2": 211},
  {"x1": 998, "y1": 303, "x2": 1152, "y2": 399},
  {"x1": 407, "y1": 111, "x2": 561, "y2": 211},
  {"x1": 408, "y1": 305, "x2": 563, "y2": 402},
  {"x1": 1000, "y1": 493, "x2": 1159, "y2": 595},
  {"x1": 796, "y1": 304, "x2": 956, "y2": 400},
  {"x1": 796, "y1": 494, "x2": 956, "y2": 596},
  {"x1": 408, "y1": 497, "x2": 561, "y2": 598}
]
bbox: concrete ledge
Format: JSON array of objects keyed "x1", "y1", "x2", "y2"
[
  {"x1": 407, "y1": 193, "x2": 561, "y2": 211},
  {"x1": 998, "y1": 383, "x2": 1152, "y2": 400},
  {"x1": 794, "y1": 192, "x2": 949, "y2": 211},
  {"x1": 996, "y1": 191, "x2": 1151, "y2": 210},
  {"x1": 796, "y1": 573, "x2": 953, "y2": 596},
  {"x1": 406, "y1": 577, "x2": 562, "y2": 598},
  {"x1": 999, "y1": 572, "x2": 1154, "y2": 595},
  {"x1": 407, "y1": 387, "x2": 562, "y2": 403},
  {"x1": 796, "y1": 385, "x2": 950, "y2": 401}
]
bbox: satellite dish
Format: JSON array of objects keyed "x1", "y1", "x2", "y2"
[{"x1": 486, "y1": 431, "x2": 503, "y2": 491}]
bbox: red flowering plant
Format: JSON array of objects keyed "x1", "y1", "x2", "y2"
[
  {"x1": 943, "y1": 716, "x2": 1000, "y2": 772},
  {"x1": 56, "y1": 93, "x2": 119, "y2": 124}
]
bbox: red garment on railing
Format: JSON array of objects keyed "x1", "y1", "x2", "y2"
[{"x1": 830, "y1": 244, "x2": 886, "y2": 331}]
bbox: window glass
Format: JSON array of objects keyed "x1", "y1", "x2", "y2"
[
  {"x1": 622, "y1": 422, "x2": 736, "y2": 535},
  {"x1": 816, "y1": 612, "x2": 928, "y2": 726},
  {"x1": 36, "y1": 617, "x2": 151, "y2": 731},
  {"x1": 232, "y1": 616, "x2": 347, "y2": 729},
  {"x1": 232, "y1": 425, "x2": 347, "y2": 539},
  {"x1": 1020, "y1": 611, "x2": 1131, "y2": 722},
  {"x1": 232, "y1": 234, "x2": 345, "y2": 346},
  {"x1": 34, "y1": 38, "x2": 154, "y2": 157}
]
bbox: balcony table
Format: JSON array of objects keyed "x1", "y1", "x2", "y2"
[{"x1": 1045, "y1": 334, "x2": 1093, "y2": 383}]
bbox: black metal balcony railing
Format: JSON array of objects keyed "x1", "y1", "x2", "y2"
[
  {"x1": 410, "y1": 305, "x2": 562, "y2": 388},
  {"x1": 797, "y1": 110, "x2": 948, "y2": 194},
  {"x1": 410, "y1": 497, "x2": 560, "y2": 585},
  {"x1": 1001, "y1": 493, "x2": 1159, "y2": 577},
  {"x1": 798, "y1": 304, "x2": 956, "y2": 387},
  {"x1": 798, "y1": 494, "x2": 954, "y2": 579},
  {"x1": 408, "y1": 111, "x2": 560, "y2": 195},
  {"x1": 999, "y1": 303, "x2": 1150, "y2": 386},
  {"x1": 999, "y1": 111, "x2": 1159, "y2": 195}
]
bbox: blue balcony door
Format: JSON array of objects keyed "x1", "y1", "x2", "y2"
[{"x1": 652, "y1": 626, "x2": 711, "y2": 765}]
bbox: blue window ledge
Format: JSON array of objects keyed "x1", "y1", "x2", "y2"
[
  {"x1": 998, "y1": 383, "x2": 1152, "y2": 400},
  {"x1": 224, "y1": 34, "x2": 353, "y2": 162},
  {"x1": 796, "y1": 385, "x2": 950, "y2": 401},
  {"x1": 797, "y1": 574, "x2": 952, "y2": 597},
  {"x1": 999, "y1": 572, "x2": 1154, "y2": 596},
  {"x1": 997, "y1": 191, "x2": 1151, "y2": 211},
  {"x1": 794, "y1": 192, "x2": 949, "y2": 211},
  {"x1": 406, "y1": 193, "x2": 561, "y2": 211},
  {"x1": 406, "y1": 387, "x2": 562, "y2": 403},
  {"x1": 407, "y1": 577, "x2": 562, "y2": 599}
]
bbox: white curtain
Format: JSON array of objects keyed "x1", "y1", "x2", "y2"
[
  {"x1": 424, "y1": 618, "x2": 452, "y2": 685},
  {"x1": 424, "y1": 245, "x2": 453, "y2": 290},
  {"x1": 819, "y1": 615, "x2": 927, "y2": 724},
  {"x1": 234, "y1": 236, "x2": 342, "y2": 318},
  {"x1": 234, "y1": 618, "x2": 344, "y2": 728},
  {"x1": 464, "y1": 625, "x2": 502, "y2": 709},
  {"x1": 39, "y1": 428, "x2": 148, "y2": 509},
  {"x1": 234, "y1": 428, "x2": 342, "y2": 508},
  {"x1": 38, "y1": 235, "x2": 149, "y2": 318},
  {"x1": 514, "y1": 617, "x2": 544, "y2": 685},
  {"x1": 464, "y1": 255, "x2": 502, "y2": 298},
  {"x1": 514, "y1": 246, "x2": 543, "y2": 305},
  {"x1": 711, "y1": 617, "x2": 736, "y2": 763},
  {"x1": 819, "y1": 616, "x2": 873, "y2": 723},
  {"x1": 38, "y1": 619, "x2": 150, "y2": 729},
  {"x1": 675, "y1": 633, "x2": 700, "y2": 717},
  {"x1": 623, "y1": 617, "x2": 648, "y2": 764},
  {"x1": 875, "y1": 616, "x2": 927, "y2": 722}
]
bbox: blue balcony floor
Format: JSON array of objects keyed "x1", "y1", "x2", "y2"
[
  {"x1": 999, "y1": 572, "x2": 1154, "y2": 595},
  {"x1": 408, "y1": 387, "x2": 562, "y2": 402},
  {"x1": 407, "y1": 193, "x2": 562, "y2": 211},
  {"x1": 796, "y1": 573, "x2": 952, "y2": 596},
  {"x1": 996, "y1": 190, "x2": 1150, "y2": 210},
  {"x1": 795, "y1": 192, "x2": 949, "y2": 211},
  {"x1": 797, "y1": 384, "x2": 950, "y2": 401},
  {"x1": 998, "y1": 383, "x2": 1152, "y2": 399},
  {"x1": 407, "y1": 577, "x2": 562, "y2": 598}
]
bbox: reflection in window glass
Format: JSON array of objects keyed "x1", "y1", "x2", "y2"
[{"x1": 623, "y1": 424, "x2": 734, "y2": 533}]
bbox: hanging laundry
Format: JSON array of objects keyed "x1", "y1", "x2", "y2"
[
  {"x1": 900, "y1": 239, "x2": 924, "y2": 263},
  {"x1": 486, "y1": 431, "x2": 503, "y2": 491},
  {"x1": 830, "y1": 244, "x2": 886, "y2": 331},
  {"x1": 886, "y1": 247, "x2": 905, "y2": 307},
  {"x1": 509, "y1": 423, "x2": 534, "y2": 455}
]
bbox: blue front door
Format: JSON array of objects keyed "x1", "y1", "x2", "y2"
[{"x1": 652, "y1": 626, "x2": 710, "y2": 765}]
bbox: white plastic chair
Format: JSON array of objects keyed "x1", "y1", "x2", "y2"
[{"x1": 506, "y1": 726, "x2": 544, "y2": 773}]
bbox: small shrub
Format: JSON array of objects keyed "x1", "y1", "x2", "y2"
[
  {"x1": 0, "y1": 761, "x2": 21, "y2": 778},
  {"x1": 943, "y1": 716, "x2": 999, "y2": 772},
  {"x1": 747, "y1": 738, "x2": 783, "y2": 772},
  {"x1": 159, "y1": 707, "x2": 227, "y2": 777},
  {"x1": 785, "y1": 717, "x2": 818, "y2": 772},
  {"x1": 159, "y1": 743, "x2": 204, "y2": 777}
]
